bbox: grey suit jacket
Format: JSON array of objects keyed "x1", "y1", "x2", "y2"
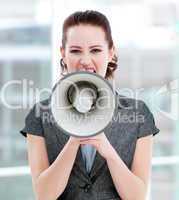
[{"x1": 20, "y1": 92, "x2": 159, "y2": 200}]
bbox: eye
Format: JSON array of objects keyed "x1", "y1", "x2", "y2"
[
  {"x1": 91, "y1": 49, "x2": 102, "y2": 53},
  {"x1": 70, "y1": 49, "x2": 81, "y2": 54}
]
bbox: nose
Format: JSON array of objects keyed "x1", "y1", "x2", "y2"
[{"x1": 79, "y1": 54, "x2": 91, "y2": 67}]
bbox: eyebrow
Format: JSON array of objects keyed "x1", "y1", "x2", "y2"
[
  {"x1": 69, "y1": 45, "x2": 103, "y2": 49},
  {"x1": 90, "y1": 45, "x2": 103, "y2": 49}
]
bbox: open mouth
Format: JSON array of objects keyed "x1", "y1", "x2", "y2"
[{"x1": 77, "y1": 67, "x2": 96, "y2": 73}]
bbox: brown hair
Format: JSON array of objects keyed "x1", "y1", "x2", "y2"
[{"x1": 60, "y1": 10, "x2": 118, "y2": 79}]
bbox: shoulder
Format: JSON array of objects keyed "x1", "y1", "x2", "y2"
[
  {"x1": 35, "y1": 97, "x2": 51, "y2": 109},
  {"x1": 114, "y1": 90, "x2": 159, "y2": 137},
  {"x1": 115, "y1": 91, "x2": 147, "y2": 113},
  {"x1": 24, "y1": 97, "x2": 52, "y2": 125},
  {"x1": 32, "y1": 97, "x2": 51, "y2": 114}
]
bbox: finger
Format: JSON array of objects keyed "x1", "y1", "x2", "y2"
[
  {"x1": 80, "y1": 140, "x2": 98, "y2": 147},
  {"x1": 80, "y1": 138, "x2": 99, "y2": 141},
  {"x1": 80, "y1": 142, "x2": 97, "y2": 148}
]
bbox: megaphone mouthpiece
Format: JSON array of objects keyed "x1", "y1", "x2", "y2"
[{"x1": 67, "y1": 81, "x2": 98, "y2": 113}]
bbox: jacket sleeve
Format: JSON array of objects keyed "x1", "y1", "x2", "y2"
[
  {"x1": 20, "y1": 103, "x2": 44, "y2": 137},
  {"x1": 137, "y1": 100, "x2": 159, "y2": 139}
]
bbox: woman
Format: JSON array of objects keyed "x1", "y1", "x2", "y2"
[{"x1": 20, "y1": 10, "x2": 159, "y2": 200}]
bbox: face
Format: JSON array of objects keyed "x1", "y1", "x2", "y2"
[{"x1": 60, "y1": 24, "x2": 114, "y2": 78}]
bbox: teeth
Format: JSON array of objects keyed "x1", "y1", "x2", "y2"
[
  {"x1": 87, "y1": 69, "x2": 94, "y2": 72},
  {"x1": 79, "y1": 68, "x2": 96, "y2": 73},
  {"x1": 86, "y1": 68, "x2": 96, "y2": 73}
]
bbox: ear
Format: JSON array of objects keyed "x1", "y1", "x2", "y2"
[
  {"x1": 60, "y1": 47, "x2": 66, "y2": 63},
  {"x1": 108, "y1": 46, "x2": 115, "y2": 62}
]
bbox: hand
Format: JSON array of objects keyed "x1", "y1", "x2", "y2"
[{"x1": 77, "y1": 132, "x2": 114, "y2": 160}]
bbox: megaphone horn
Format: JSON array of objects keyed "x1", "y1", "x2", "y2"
[{"x1": 51, "y1": 71, "x2": 116, "y2": 137}]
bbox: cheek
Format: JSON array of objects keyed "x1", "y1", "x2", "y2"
[
  {"x1": 65, "y1": 54, "x2": 79, "y2": 70},
  {"x1": 96, "y1": 54, "x2": 109, "y2": 70}
]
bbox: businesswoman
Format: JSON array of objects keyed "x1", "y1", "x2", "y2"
[{"x1": 20, "y1": 10, "x2": 159, "y2": 200}]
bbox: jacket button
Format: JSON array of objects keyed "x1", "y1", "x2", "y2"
[{"x1": 84, "y1": 184, "x2": 91, "y2": 192}]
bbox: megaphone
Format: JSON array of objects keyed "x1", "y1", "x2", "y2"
[{"x1": 51, "y1": 71, "x2": 116, "y2": 137}]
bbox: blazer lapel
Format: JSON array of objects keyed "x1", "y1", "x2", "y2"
[
  {"x1": 74, "y1": 148, "x2": 91, "y2": 180},
  {"x1": 74, "y1": 123, "x2": 114, "y2": 181},
  {"x1": 89, "y1": 122, "x2": 115, "y2": 178},
  {"x1": 55, "y1": 130, "x2": 92, "y2": 182},
  {"x1": 89, "y1": 97, "x2": 120, "y2": 179}
]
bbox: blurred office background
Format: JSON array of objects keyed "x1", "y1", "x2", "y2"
[{"x1": 0, "y1": 0, "x2": 179, "y2": 199}]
